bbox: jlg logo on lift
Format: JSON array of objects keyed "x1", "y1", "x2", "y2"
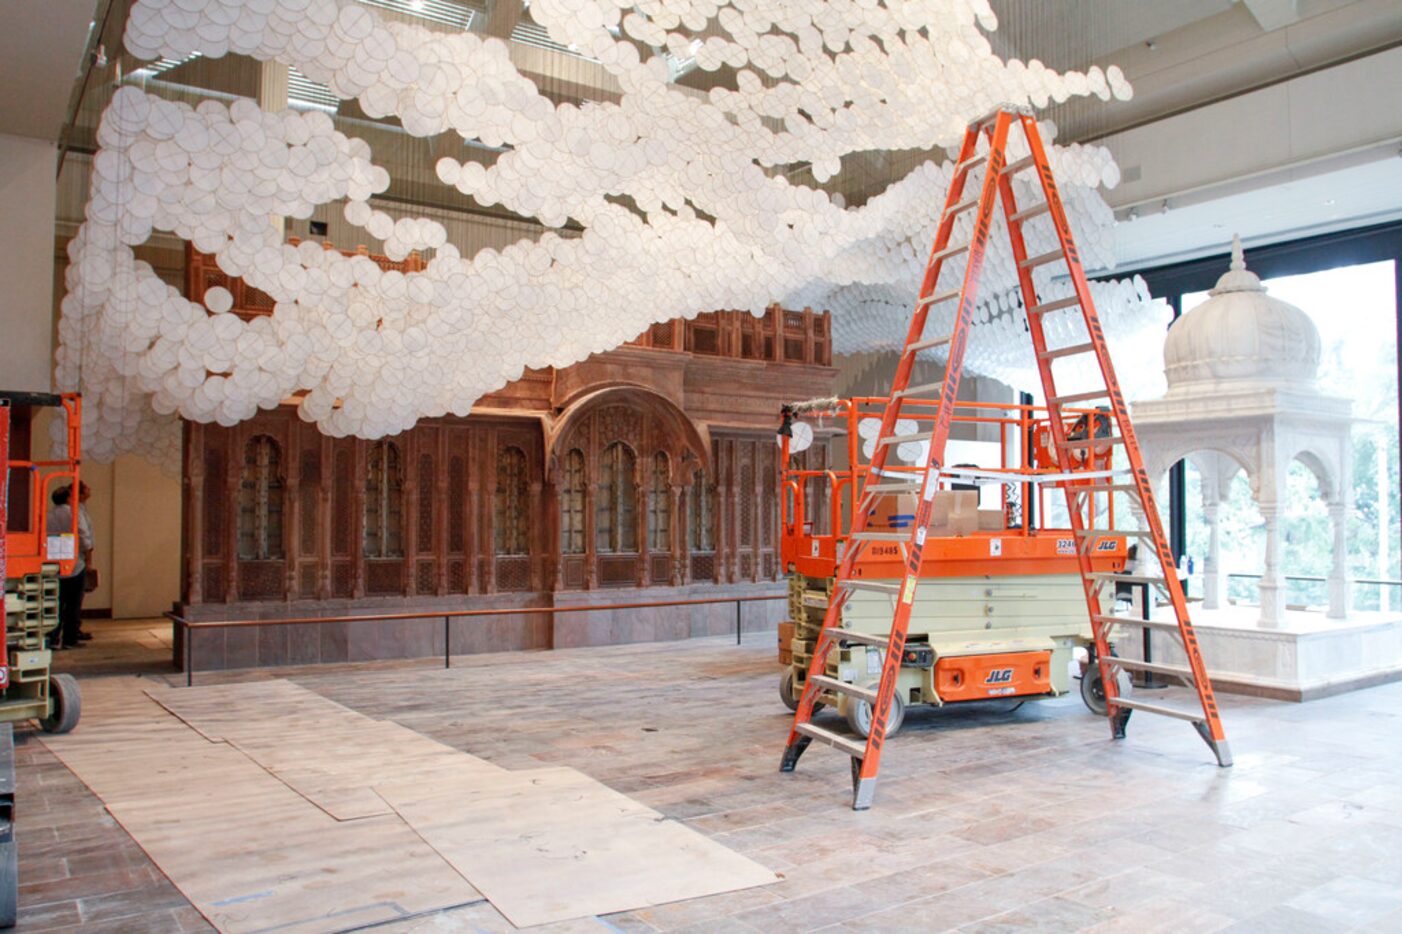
[{"x1": 984, "y1": 668, "x2": 1015, "y2": 684}]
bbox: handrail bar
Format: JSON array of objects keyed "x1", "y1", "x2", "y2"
[{"x1": 165, "y1": 593, "x2": 787, "y2": 686}]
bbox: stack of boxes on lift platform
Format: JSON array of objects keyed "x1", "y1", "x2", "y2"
[{"x1": 867, "y1": 489, "x2": 981, "y2": 537}]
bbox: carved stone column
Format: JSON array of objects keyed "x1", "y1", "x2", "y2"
[
  {"x1": 1258, "y1": 503, "x2": 1284, "y2": 628},
  {"x1": 1201, "y1": 498, "x2": 1223, "y2": 611},
  {"x1": 1327, "y1": 499, "x2": 1350, "y2": 619}
]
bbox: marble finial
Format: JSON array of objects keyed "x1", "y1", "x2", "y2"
[{"x1": 1230, "y1": 234, "x2": 1245, "y2": 271}]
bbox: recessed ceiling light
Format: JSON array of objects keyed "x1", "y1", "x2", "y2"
[{"x1": 1323, "y1": 199, "x2": 1336, "y2": 206}]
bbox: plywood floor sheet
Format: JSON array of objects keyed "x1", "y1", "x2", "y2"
[
  {"x1": 43, "y1": 676, "x2": 779, "y2": 931},
  {"x1": 39, "y1": 679, "x2": 482, "y2": 933},
  {"x1": 376, "y1": 766, "x2": 779, "y2": 928}
]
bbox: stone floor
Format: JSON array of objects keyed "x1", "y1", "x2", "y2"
[{"x1": 17, "y1": 627, "x2": 1402, "y2": 932}]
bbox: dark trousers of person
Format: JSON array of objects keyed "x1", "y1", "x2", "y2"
[{"x1": 57, "y1": 573, "x2": 85, "y2": 648}]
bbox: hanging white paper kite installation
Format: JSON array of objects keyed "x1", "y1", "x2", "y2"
[{"x1": 58, "y1": 0, "x2": 1159, "y2": 466}]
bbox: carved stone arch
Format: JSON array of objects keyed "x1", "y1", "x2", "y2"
[{"x1": 1287, "y1": 446, "x2": 1340, "y2": 503}]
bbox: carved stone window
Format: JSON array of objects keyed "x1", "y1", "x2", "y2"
[
  {"x1": 494, "y1": 445, "x2": 529, "y2": 556},
  {"x1": 237, "y1": 435, "x2": 284, "y2": 560},
  {"x1": 647, "y1": 451, "x2": 671, "y2": 551},
  {"x1": 689, "y1": 468, "x2": 713, "y2": 551},
  {"x1": 364, "y1": 440, "x2": 404, "y2": 558},
  {"x1": 596, "y1": 441, "x2": 637, "y2": 554},
  {"x1": 560, "y1": 448, "x2": 586, "y2": 555}
]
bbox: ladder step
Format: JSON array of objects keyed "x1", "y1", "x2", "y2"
[
  {"x1": 1010, "y1": 201, "x2": 1050, "y2": 224},
  {"x1": 851, "y1": 531, "x2": 910, "y2": 542},
  {"x1": 1049, "y1": 389, "x2": 1111, "y2": 406},
  {"x1": 1038, "y1": 341, "x2": 1096, "y2": 361},
  {"x1": 1001, "y1": 154, "x2": 1035, "y2": 176},
  {"x1": 796, "y1": 722, "x2": 868, "y2": 758},
  {"x1": 1093, "y1": 615, "x2": 1186, "y2": 635},
  {"x1": 946, "y1": 195, "x2": 980, "y2": 217},
  {"x1": 916, "y1": 289, "x2": 960, "y2": 308},
  {"x1": 1070, "y1": 483, "x2": 1142, "y2": 495},
  {"x1": 955, "y1": 153, "x2": 984, "y2": 174},
  {"x1": 840, "y1": 579, "x2": 901, "y2": 596},
  {"x1": 1112, "y1": 697, "x2": 1205, "y2": 723},
  {"x1": 907, "y1": 335, "x2": 955, "y2": 355},
  {"x1": 1029, "y1": 295, "x2": 1080, "y2": 316},
  {"x1": 863, "y1": 481, "x2": 922, "y2": 494},
  {"x1": 1103, "y1": 657, "x2": 1196, "y2": 681},
  {"x1": 823, "y1": 627, "x2": 890, "y2": 648},
  {"x1": 891, "y1": 382, "x2": 943, "y2": 400},
  {"x1": 931, "y1": 243, "x2": 970, "y2": 265},
  {"x1": 1085, "y1": 572, "x2": 1168, "y2": 585},
  {"x1": 1020, "y1": 248, "x2": 1066, "y2": 270},
  {"x1": 809, "y1": 675, "x2": 880, "y2": 704},
  {"x1": 878, "y1": 431, "x2": 933, "y2": 446},
  {"x1": 1074, "y1": 528, "x2": 1154, "y2": 538}
]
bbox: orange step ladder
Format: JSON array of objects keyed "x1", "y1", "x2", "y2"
[{"x1": 779, "y1": 107, "x2": 1232, "y2": 810}]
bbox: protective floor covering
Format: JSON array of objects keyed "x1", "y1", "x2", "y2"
[
  {"x1": 377, "y1": 766, "x2": 780, "y2": 928},
  {"x1": 40, "y1": 676, "x2": 777, "y2": 931}
]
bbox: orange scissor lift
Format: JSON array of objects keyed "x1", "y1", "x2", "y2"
[
  {"x1": 777, "y1": 397, "x2": 1129, "y2": 735},
  {"x1": 778, "y1": 107, "x2": 1230, "y2": 810}
]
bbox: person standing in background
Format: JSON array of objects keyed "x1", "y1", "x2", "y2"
[{"x1": 47, "y1": 482, "x2": 94, "y2": 649}]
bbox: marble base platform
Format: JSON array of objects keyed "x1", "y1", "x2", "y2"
[{"x1": 1125, "y1": 603, "x2": 1402, "y2": 701}]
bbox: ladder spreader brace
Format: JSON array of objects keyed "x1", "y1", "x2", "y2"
[{"x1": 779, "y1": 107, "x2": 1232, "y2": 810}]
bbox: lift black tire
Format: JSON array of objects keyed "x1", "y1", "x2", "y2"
[
  {"x1": 1081, "y1": 663, "x2": 1108, "y2": 716},
  {"x1": 779, "y1": 670, "x2": 799, "y2": 712},
  {"x1": 1081, "y1": 660, "x2": 1130, "y2": 717},
  {"x1": 39, "y1": 674, "x2": 81, "y2": 735},
  {"x1": 779, "y1": 670, "x2": 823, "y2": 715},
  {"x1": 845, "y1": 685, "x2": 905, "y2": 739}
]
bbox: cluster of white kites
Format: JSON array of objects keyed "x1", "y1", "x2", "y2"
[{"x1": 58, "y1": 0, "x2": 1167, "y2": 466}]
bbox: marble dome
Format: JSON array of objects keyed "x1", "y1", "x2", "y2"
[{"x1": 1163, "y1": 235, "x2": 1321, "y2": 390}]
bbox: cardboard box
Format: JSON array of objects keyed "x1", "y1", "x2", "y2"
[
  {"x1": 867, "y1": 490, "x2": 983, "y2": 536},
  {"x1": 865, "y1": 493, "x2": 918, "y2": 531},
  {"x1": 930, "y1": 490, "x2": 979, "y2": 536},
  {"x1": 778, "y1": 620, "x2": 795, "y2": 647},
  {"x1": 977, "y1": 509, "x2": 1005, "y2": 531}
]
